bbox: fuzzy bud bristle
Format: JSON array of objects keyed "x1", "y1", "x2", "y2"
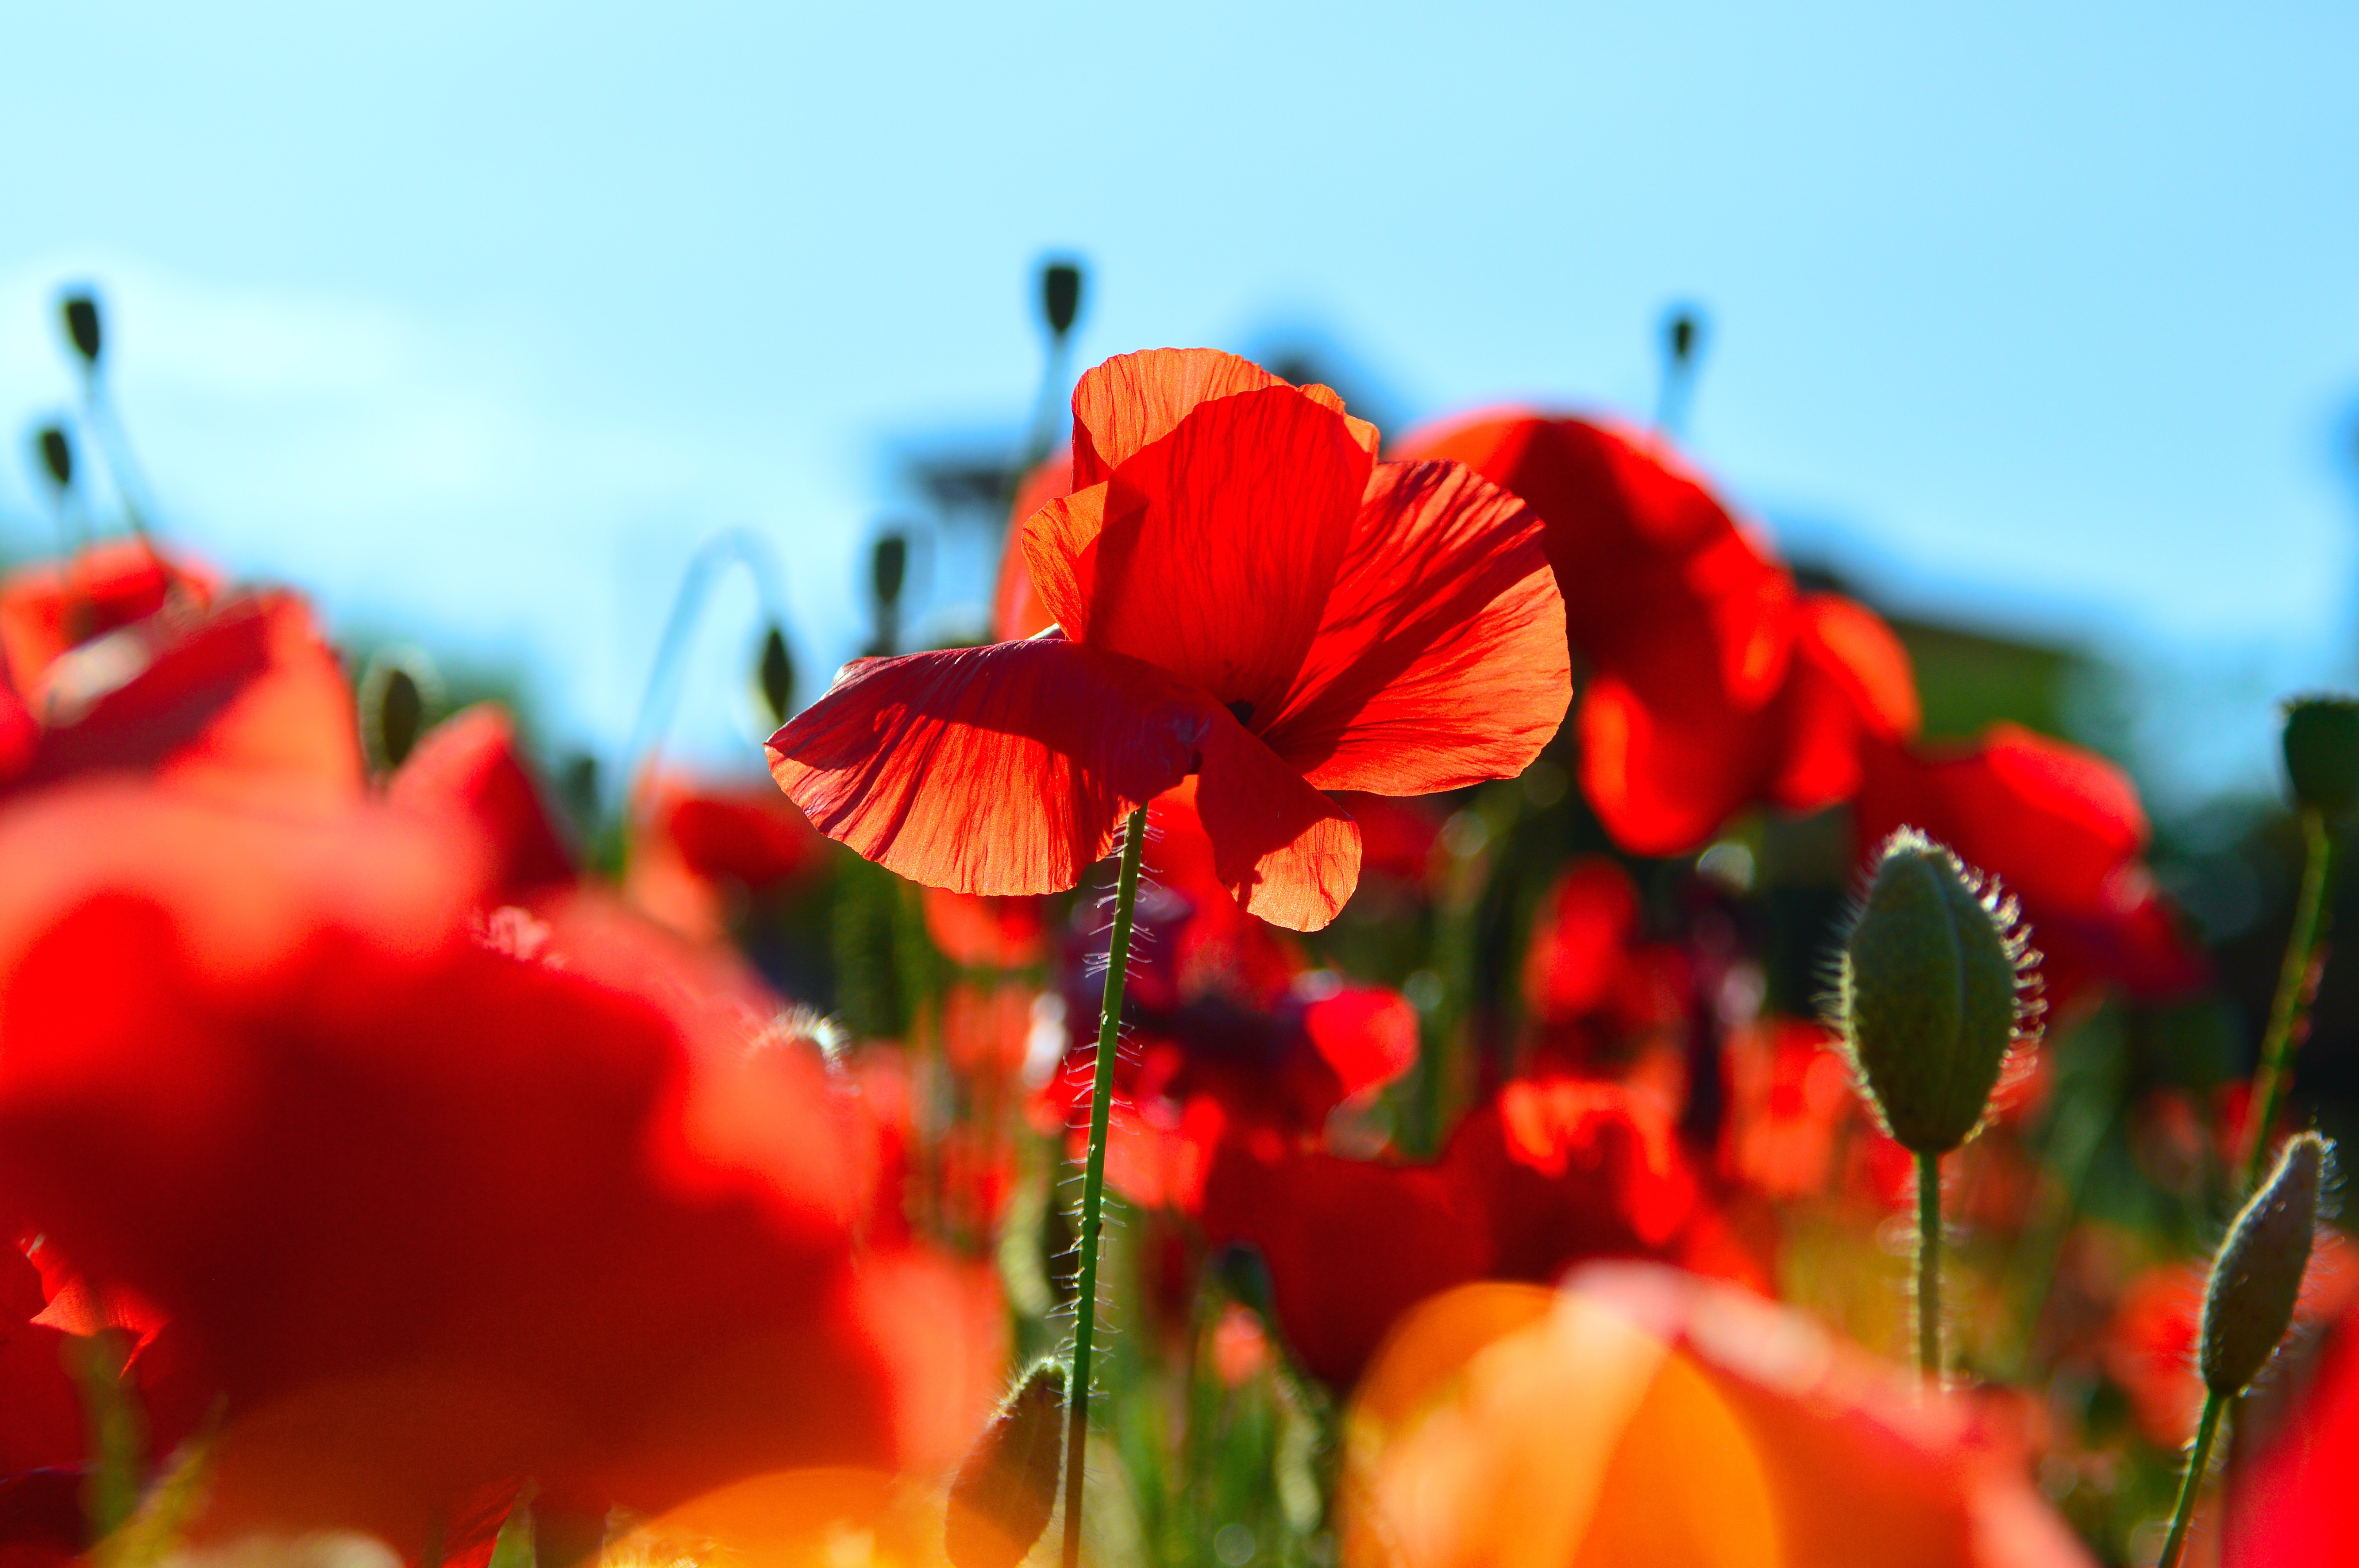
[{"x1": 2200, "y1": 1132, "x2": 2331, "y2": 1397}]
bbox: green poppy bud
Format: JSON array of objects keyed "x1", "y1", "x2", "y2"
[
  {"x1": 872, "y1": 534, "x2": 908, "y2": 610},
  {"x1": 60, "y1": 292, "x2": 102, "y2": 367},
  {"x1": 2282, "y1": 695, "x2": 2359, "y2": 819},
  {"x1": 758, "y1": 625, "x2": 794, "y2": 728},
  {"x1": 34, "y1": 424, "x2": 72, "y2": 492},
  {"x1": 358, "y1": 649, "x2": 439, "y2": 772},
  {"x1": 945, "y1": 1357, "x2": 1066, "y2": 1568},
  {"x1": 2200, "y1": 1132, "x2": 2331, "y2": 1397},
  {"x1": 1836, "y1": 829, "x2": 2039, "y2": 1155},
  {"x1": 1041, "y1": 261, "x2": 1083, "y2": 338}
]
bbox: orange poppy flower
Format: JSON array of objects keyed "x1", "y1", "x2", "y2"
[
  {"x1": 1344, "y1": 1266, "x2": 2091, "y2": 1568},
  {"x1": 1395, "y1": 411, "x2": 1919, "y2": 854},
  {"x1": 770, "y1": 349, "x2": 1571, "y2": 931},
  {"x1": 1856, "y1": 723, "x2": 2206, "y2": 1011}
]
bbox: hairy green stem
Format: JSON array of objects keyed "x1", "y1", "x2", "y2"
[
  {"x1": 1062, "y1": 807, "x2": 1147, "y2": 1568},
  {"x1": 2159, "y1": 1389, "x2": 2225, "y2": 1568},
  {"x1": 1916, "y1": 1152, "x2": 1942, "y2": 1386},
  {"x1": 2244, "y1": 809, "x2": 2333, "y2": 1194}
]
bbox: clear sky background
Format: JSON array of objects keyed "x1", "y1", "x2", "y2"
[{"x1": 4, "y1": 1, "x2": 2355, "y2": 807}]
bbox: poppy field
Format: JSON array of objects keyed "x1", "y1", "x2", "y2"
[{"x1": 3, "y1": 280, "x2": 2357, "y2": 1568}]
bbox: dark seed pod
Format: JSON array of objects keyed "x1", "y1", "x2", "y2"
[
  {"x1": 61, "y1": 292, "x2": 102, "y2": 366},
  {"x1": 1836, "y1": 829, "x2": 2039, "y2": 1154},
  {"x1": 946, "y1": 1358, "x2": 1066, "y2": 1568},
  {"x1": 872, "y1": 535, "x2": 908, "y2": 610},
  {"x1": 2282, "y1": 696, "x2": 2359, "y2": 819},
  {"x1": 1665, "y1": 308, "x2": 1700, "y2": 366},
  {"x1": 35, "y1": 425, "x2": 73, "y2": 492},
  {"x1": 358, "y1": 649, "x2": 440, "y2": 773},
  {"x1": 2201, "y1": 1132, "x2": 2331, "y2": 1397},
  {"x1": 1041, "y1": 262, "x2": 1083, "y2": 337},
  {"x1": 758, "y1": 625, "x2": 794, "y2": 728}
]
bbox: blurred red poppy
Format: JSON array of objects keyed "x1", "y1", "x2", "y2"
[
  {"x1": 1856, "y1": 723, "x2": 2207, "y2": 1010},
  {"x1": 1344, "y1": 1266, "x2": 2092, "y2": 1567},
  {"x1": 389, "y1": 704, "x2": 575, "y2": 902},
  {"x1": 0, "y1": 1247, "x2": 82, "y2": 1483},
  {"x1": 771, "y1": 349, "x2": 1570, "y2": 931},
  {"x1": 0, "y1": 781, "x2": 987, "y2": 1548},
  {"x1": 922, "y1": 887, "x2": 1049, "y2": 971},
  {"x1": 2229, "y1": 1303, "x2": 2359, "y2": 1565},
  {"x1": 991, "y1": 449, "x2": 1072, "y2": 643},
  {"x1": 0, "y1": 589, "x2": 361, "y2": 808},
  {"x1": 623, "y1": 771, "x2": 825, "y2": 944},
  {"x1": 1519, "y1": 854, "x2": 1691, "y2": 1077},
  {"x1": 1397, "y1": 412, "x2": 1919, "y2": 853},
  {"x1": 0, "y1": 539, "x2": 214, "y2": 697}
]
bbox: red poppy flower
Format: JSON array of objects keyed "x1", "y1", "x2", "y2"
[
  {"x1": 1519, "y1": 854, "x2": 1693, "y2": 1076},
  {"x1": 0, "y1": 539, "x2": 215, "y2": 697},
  {"x1": 0, "y1": 781, "x2": 988, "y2": 1547},
  {"x1": 1721, "y1": 1018, "x2": 1858, "y2": 1200},
  {"x1": 1345, "y1": 1266, "x2": 2092, "y2": 1568},
  {"x1": 1395, "y1": 412, "x2": 1918, "y2": 854},
  {"x1": 2228, "y1": 1303, "x2": 2359, "y2": 1565},
  {"x1": 922, "y1": 888, "x2": 1049, "y2": 971},
  {"x1": 1856, "y1": 723, "x2": 2207, "y2": 1010},
  {"x1": 991, "y1": 449, "x2": 1072, "y2": 644},
  {"x1": 389, "y1": 705, "x2": 576, "y2": 902},
  {"x1": 0, "y1": 589, "x2": 362, "y2": 809},
  {"x1": 770, "y1": 349, "x2": 1571, "y2": 931},
  {"x1": 0, "y1": 1246, "x2": 82, "y2": 1482}
]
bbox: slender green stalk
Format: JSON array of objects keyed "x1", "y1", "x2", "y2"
[
  {"x1": 1062, "y1": 807, "x2": 1148, "y2": 1568},
  {"x1": 2243, "y1": 808, "x2": 2334, "y2": 1194},
  {"x1": 2159, "y1": 1389, "x2": 2226, "y2": 1568},
  {"x1": 1916, "y1": 1152, "x2": 1943, "y2": 1385}
]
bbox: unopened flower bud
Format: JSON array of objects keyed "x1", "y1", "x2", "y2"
[
  {"x1": 1041, "y1": 262, "x2": 1083, "y2": 338},
  {"x1": 2201, "y1": 1132, "x2": 2331, "y2": 1397},
  {"x1": 358, "y1": 650, "x2": 439, "y2": 772},
  {"x1": 1665, "y1": 308, "x2": 1700, "y2": 366},
  {"x1": 60, "y1": 292, "x2": 102, "y2": 367},
  {"x1": 758, "y1": 625, "x2": 794, "y2": 727},
  {"x1": 945, "y1": 1358, "x2": 1066, "y2": 1568},
  {"x1": 1838, "y1": 829, "x2": 2038, "y2": 1154},
  {"x1": 34, "y1": 425, "x2": 72, "y2": 492},
  {"x1": 2282, "y1": 696, "x2": 2359, "y2": 819}
]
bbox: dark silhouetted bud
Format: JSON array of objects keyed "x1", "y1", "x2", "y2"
[
  {"x1": 35, "y1": 425, "x2": 72, "y2": 491},
  {"x1": 1041, "y1": 262, "x2": 1083, "y2": 337},
  {"x1": 358, "y1": 649, "x2": 439, "y2": 772},
  {"x1": 377, "y1": 669, "x2": 424, "y2": 770},
  {"x1": 2282, "y1": 695, "x2": 2359, "y2": 818},
  {"x1": 61, "y1": 292, "x2": 102, "y2": 366},
  {"x1": 1666, "y1": 309, "x2": 1700, "y2": 366},
  {"x1": 2201, "y1": 1132, "x2": 2331, "y2": 1396},
  {"x1": 1838, "y1": 829, "x2": 2039, "y2": 1154},
  {"x1": 872, "y1": 534, "x2": 908, "y2": 609},
  {"x1": 758, "y1": 624, "x2": 794, "y2": 727},
  {"x1": 945, "y1": 1358, "x2": 1066, "y2": 1568}
]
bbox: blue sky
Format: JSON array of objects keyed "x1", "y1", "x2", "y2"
[{"x1": 4, "y1": 1, "x2": 2355, "y2": 803}]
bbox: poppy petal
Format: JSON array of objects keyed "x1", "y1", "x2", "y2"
[
  {"x1": 1577, "y1": 668, "x2": 1781, "y2": 857},
  {"x1": 765, "y1": 637, "x2": 1203, "y2": 898},
  {"x1": 1255, "y1": 459, "x2": 1569, "y2": 794},
  {"x1": 388, "y1": 705, "x2": 576, "y2": 900},
  {"x1": 1023, "y1": 385, "x2": 1372, "y2": 718},
  {"x1": 1068, "y1": 348, "x2": 1377, "y2": 487},
  {"x1": 1191, "y1": 706, "x2": 1361, "y2": 931},
  {"x1": 1770, "y1": 593, "x2": 1921, "y2": 810},
  {"x1": 991, "y1": 450, "x2": 1073, "y2": 642}
]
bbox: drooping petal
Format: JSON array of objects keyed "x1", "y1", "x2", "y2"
[
  {"x1": 1068, "y1": 348, "x2": 1376, "y2": 487},
  {"x1": 1025, "y1": 387, "x2": 1372, "y2": 718},
  {"x1": 1255, "y1": 460, "x2": 1570, "y2": 794},
  {"x1": 1191, "y1": 704, "x2": 1361, "y2": 930},
  {"x1": 766, "y1": 637, "x2": 1203, "y2": 898}
]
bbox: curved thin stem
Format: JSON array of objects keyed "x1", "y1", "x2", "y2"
[
  {"x1": 2243, "y1": 808, "x2": 2334, "y2": 1194},
  {"x1": 1061, "y1": 807, "x2": 1147, "y2": 1568},
  {"x1": 621, "y1": 528, "x2": 789, "y2": 794},
  {"x1": 1916, "y1": 1152, "x2": 1943, "y2": 1386},
  {"x1": 2159, "y1": 1389, "x2": 2225, "y2": 1568}
]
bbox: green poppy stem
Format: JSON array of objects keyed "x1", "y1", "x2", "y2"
[
  {"x1": 2159, "y1": 1389, "x2": 2225, "y2": 1568},
  {"x1": 1916, "y1": 1151, "x2": 1942, "y2": 1386},
  {"x1": 1061, "y1": 806, "x2": 1148, "y2": 1568},
  {"x1": 2243, "y1": 808, "x2": 2333, "y2": 1194}
]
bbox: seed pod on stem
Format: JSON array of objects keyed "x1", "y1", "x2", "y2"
[
  {"x1": 2282, "y1": 695, "x2": 2359, "y2": 820},
  {"x1": 946, "y1": 1358, "x2": 1066, "y2": 1568}
]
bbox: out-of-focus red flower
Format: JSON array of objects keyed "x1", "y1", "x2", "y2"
[
  {"x1": 0, "y1": 781, "x2": 989, "y2": 1548},
  {"x1": 0, "y1": 540, "x2": 215, "y2": 696},
  {"x1": 623, "y1": 772, "x2": 825, "y2": 944},
  {"x1": 0, "y1": 1247, "x2": 81, "y2": 1480},
  {"x1": 1857, "y1": 723, "x2": 2208, "y2": 1010},
  {"x1": 0, "y1": 589, "x2": 362, "y2": 808},
  {"x1": 1344, "y1": 1266, "x2": 2093, "y2": 1568},
  {"x1": 1396, "y1": 412, "x2": 1920, "y2": 854},
  {"x1": 772, "y1": 349, "x2": 1571, "y2": 931},
  {"x1": 1721, "y1": 1019, "x2": 1858, "y2": 1200},
  {"x1": 923, "y1": 887, "x2": 1049, "y2": 970},
  {"x1": 388, "y1": 705, "x2": 574, "y2": 902},
  {"x1": 1327, "y1": 791, "x2": 1444, "y2": 886},
  {"x1": 1192, "y1": 1078, "x2": 1756, "y2": 1387},
  {"x1": 1519, "y1": 854, "x2": 1691, "y2": 1076},
  {"x1": 991, "y1": 450, "x2": 1073, "y2": 643},
  {"x1": 2229, "y1": 1304, "x2": 2359, "y2": 1565}
]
